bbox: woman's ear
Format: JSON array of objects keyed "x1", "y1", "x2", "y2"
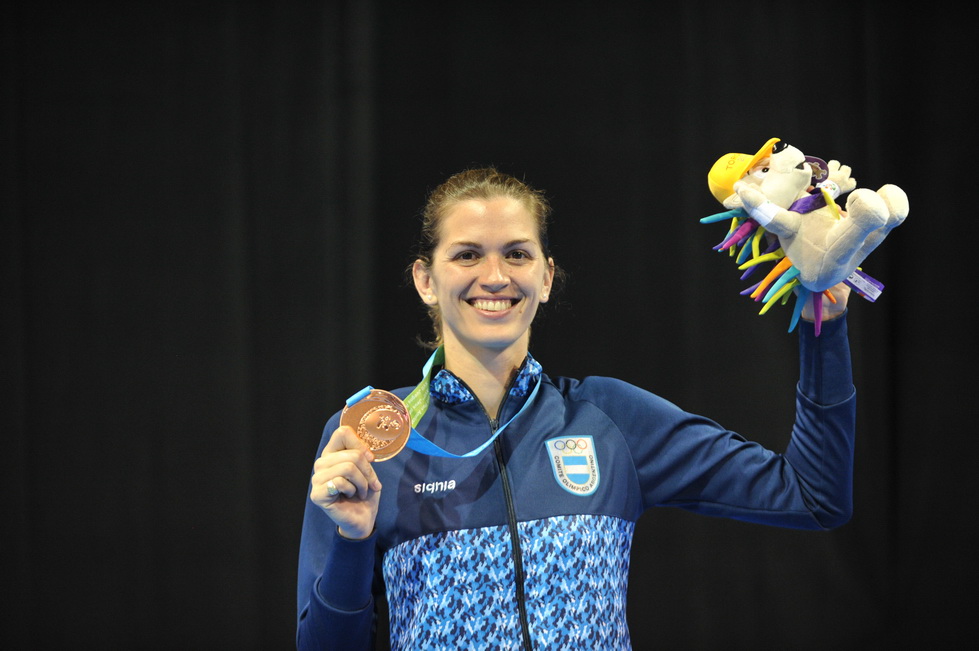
[
  {"x1": 541, "y1": 257, "x2": 555, "y2": 303},
  {"x1": 412, "y1": 260, "x2": 437, "y2": 305}
]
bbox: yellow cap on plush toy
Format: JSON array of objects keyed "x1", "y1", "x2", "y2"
[{"x1": 707, "y1": 137, "x2": 781, "y2": 203}]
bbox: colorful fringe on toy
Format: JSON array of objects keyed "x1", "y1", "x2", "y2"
[{"x1": 700, "y1": 207, "x2": 834, "y2": 334}]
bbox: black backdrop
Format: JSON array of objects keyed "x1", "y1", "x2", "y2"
[{"x1": 3, "y1": 1, "x2": 976, "y2": 649}]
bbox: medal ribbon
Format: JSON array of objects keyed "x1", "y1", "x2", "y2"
[{"x1": 345, "y1": 346, "x2": 542, "y2": 459}]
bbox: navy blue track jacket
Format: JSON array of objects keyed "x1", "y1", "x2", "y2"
[{"x1": 297, "y1": 316, "x2": 855, "y2": 650}]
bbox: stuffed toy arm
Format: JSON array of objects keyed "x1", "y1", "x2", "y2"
[
  {"x1": 826, "y1": 160, "x2": 856, "y2": 195},
  {"x1": 733, "y1": 181, "x2": 801, "y2": 239}
]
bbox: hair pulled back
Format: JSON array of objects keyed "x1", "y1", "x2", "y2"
[{"x1": 416, "y1": 167, "x2": 553, "y2": 267}]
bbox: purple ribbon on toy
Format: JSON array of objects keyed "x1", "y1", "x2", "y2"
[{"x1": 788, "y1": 191, "x2": 826, "y2": 214}]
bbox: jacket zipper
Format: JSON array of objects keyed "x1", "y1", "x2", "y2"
[
  {"x1": 493, "y1": 427, "x2": 533, "y2": 651},
  {"x1": 450, "y1": 367, "x2": 534, "y2": 650}
]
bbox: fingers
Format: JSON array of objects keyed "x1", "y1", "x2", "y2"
[
  {"x1": 313, "y1": 450, "x2": 382, "y2": 500},
  {"x1": 828, "y1": 159, "x2": 850, "y2": 176},
  {"x1": 312, "y1": 474, "x2": 374, "y2": 504},
  {"x1": 827, "y1": 160, "x2": 856, "y2": 193},
  {"x1": 801, "y1": 282, "x2": 851, "y2": 322},
  {"x1": 828, "y1": 281, "x2": 851, "y2": 309},
  {"x1": 311, "y1": 425, "x2": 383, "y2": 505},
  {"x1": 321, "y1": 426, "x2": 379, "y2": 487},
  {"x1": 323, "y1": 425, "x2": 371, "y2": 456}
]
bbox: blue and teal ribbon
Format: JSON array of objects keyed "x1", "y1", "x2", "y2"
[{"x1": 346, "y1": 347, "x2": 541, "y2": 459}]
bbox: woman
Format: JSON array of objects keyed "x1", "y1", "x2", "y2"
[{"x1": 296, "y1": 168, "x2": 855, "y2": 650}]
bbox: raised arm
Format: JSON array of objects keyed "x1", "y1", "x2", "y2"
[{"x1": 296, "y1": 424, "x2": 383, "y2": 650}]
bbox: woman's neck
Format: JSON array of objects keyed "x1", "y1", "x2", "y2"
[{"x1": 442, "y1": 340, "x2": 527, "y2": 419}]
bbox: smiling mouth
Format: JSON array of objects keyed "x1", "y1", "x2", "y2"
[{"x1": 468, "y1": 298, "x2": 519, "y2": 312}]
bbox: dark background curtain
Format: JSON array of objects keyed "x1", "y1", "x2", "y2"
[{"x1": 2, "y1": 1, "x2": 974, "y2": 649}]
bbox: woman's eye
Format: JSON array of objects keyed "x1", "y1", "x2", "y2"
[
  {"x1": 455, "y1": 251, "x2": 478, "y2": 262},
  {"x1": 507, "y1": 250, "x2": 531, "y2": 261}
]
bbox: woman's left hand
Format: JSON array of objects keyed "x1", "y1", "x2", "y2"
[{"x1": 801, "y1": 281, "x2": 851, "y2": 323}]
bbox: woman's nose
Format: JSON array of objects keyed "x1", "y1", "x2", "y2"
[{"x1": 479, "y1": 255, "x2": 509, "y2": 289}]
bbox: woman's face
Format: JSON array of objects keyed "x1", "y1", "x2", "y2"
[{"x1": 413, "y1": 196, "x2": 554, "y2": 359}]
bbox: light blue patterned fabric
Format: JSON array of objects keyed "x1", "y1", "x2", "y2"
[
  {"x1": 522, "y1": 515, "x2": 633, "y2": 648},
  {"x1": 431, "y1": 355, "x2": 542, "y2": 405},
  {"x1": 382, "y1": 514, "x2": 634, "y2": 650}
]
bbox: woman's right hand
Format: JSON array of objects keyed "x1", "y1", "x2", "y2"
[{"x1": 310, "y1": 426, "x2": 383, "y2": 540}]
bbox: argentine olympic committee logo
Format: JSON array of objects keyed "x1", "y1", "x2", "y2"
[{"x1": 545, "y1": 435, "x2": 600, "y2": 496}]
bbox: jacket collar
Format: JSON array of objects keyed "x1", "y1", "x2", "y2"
[{"x1": 431, "y1": 354, "x2": 542, "y2": 405}]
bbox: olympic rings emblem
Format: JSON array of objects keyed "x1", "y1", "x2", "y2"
[{"x1": 553, "y1": 438, "x2": 589, "y2": 451}]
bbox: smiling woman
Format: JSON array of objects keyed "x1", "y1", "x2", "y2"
[
  {"x1": 411, "y1": 194, "x2": 555, "y2": 415},
  {"x1": 410, "y1": 168, "x2": 562, "y2": 350},
  {"x1": 297, "y1": 167, "x2": 859, "y2": 651}
]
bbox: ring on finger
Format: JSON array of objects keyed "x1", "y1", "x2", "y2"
[{"x1": 326, "y1": 479, "x2": 340, "y2": 497}]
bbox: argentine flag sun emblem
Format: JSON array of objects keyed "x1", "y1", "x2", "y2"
[{"x1": 545, "y1": 435, "x2": 600, "y2": 496}]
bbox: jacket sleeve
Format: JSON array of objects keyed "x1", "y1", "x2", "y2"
[
  {"x1": 296, "y1": 419, "x2": 380, "y2": 650},
  {"x1": 616, "y1": 314, "x2": 856, "y2": 530},
  {"x1": 781, "y1": 313, "x2": 855, "y2": 528}
]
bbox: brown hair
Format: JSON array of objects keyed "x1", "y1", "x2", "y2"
[{"x1": 411, "y1": 167, "x2": 564, "y2": 348}]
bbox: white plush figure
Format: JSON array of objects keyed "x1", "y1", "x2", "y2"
[{"x1": 704, "y1": 138, "x2": 909, "y2": 333}]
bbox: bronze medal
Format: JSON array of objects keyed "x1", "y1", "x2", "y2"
[{"x1": 340, "y1": 389, "x2": 411, "y2": 461}]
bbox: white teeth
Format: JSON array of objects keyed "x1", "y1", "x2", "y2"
[{"x1": 471, "y1": 299, "x2": 513, "y2": 312}]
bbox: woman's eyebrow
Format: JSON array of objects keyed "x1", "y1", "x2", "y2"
[
  {"x1": 446, "y1": 239, "x2": 533, "y2": 249},
  {"x1": 446, "y1": 240, "x2": 483, "y2": 249}
]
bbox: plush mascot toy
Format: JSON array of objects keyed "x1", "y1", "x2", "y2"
[{"x1": 703, "y1": 137, "x2": 908, "y2": 334}]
